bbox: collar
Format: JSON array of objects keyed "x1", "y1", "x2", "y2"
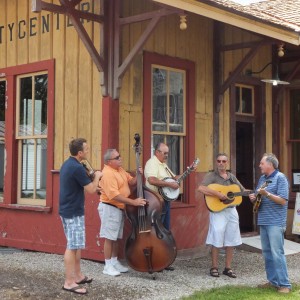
[
  {"x1": 153, "y1": 155, "x2": 165, "y2": 166},
  {"x1": 264, "y1": 169, "x2": 278, "y2": 179}
]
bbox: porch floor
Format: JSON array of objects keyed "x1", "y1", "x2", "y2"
[{"x1": 240, "y1": 234, "x2": 300, "y2": 255}]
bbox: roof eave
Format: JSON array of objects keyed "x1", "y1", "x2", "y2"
[{"x1": 153, "y1": 0, "x2": 300, "y2": 45}]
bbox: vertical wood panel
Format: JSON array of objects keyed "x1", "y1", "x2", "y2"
[
  {"x1": 0, "y1": 0, "x2": 7, "y2": 68},
  {"x1": 28, "y1": 1, "x2": 40, "y2": 63},
  {"x1": 6, "y1": 0, "x2": 17, "y2": 66},
  {"x1": 64, "y1": 16, "x2": 79, "y2": 142},
  {"x1": 15, "y1": 0, "x2": 29, "y2": 65},
  {"x1": 52, "y1": 10, "x2": 66, "y2": 168},
  {"x1": 91, "y1": 0, "x2": 102, "y2": 169}
]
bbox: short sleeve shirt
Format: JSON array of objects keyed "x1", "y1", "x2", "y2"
[
  {"x1": 144, "y1": 155, "x2": 175, "y2": 193},
  {"x1": 99, "y1": 164, "x2": 133, "y2": 210},
  {"x1": 59, "y1": 156, "x2": 91, "y2": 218},
  {"x1": 256, "y1": 170, "x2": 289, "y2": 226},
  {"x1": 201, "y1": 170, "x2": 245, "y2": 190}
]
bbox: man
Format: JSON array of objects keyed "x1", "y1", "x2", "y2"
[
  {"x1": 144, "y1": 142, "x2": 180, "y2": 230},
  {"x1": 198, "y1": 153, "x2": 246, "y2": 278},
  {"x1": 249, "y1": 153, "x2": 291, "y2": 294},
  {"x1": 144, "y1": 142, "x2": 184, "y2": 271},
  {"x1": 98, "y1": 149, "x2": 146, "y2": 276},
  {"x1": 59, "y1": 138, "x2": 103, "y2": 295}
]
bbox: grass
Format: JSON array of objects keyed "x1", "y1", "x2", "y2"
[{"x1": 182, "y1": 284, "x2": 300, "y2": 300}]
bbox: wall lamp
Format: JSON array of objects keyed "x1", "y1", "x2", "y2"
[{"x1": 245, "y1": 62, "x2": 289, "y2": 86}]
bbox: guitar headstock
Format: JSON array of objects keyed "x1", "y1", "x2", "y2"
[{"x1": 189, "y1": 158, "x2": 200, "y2": 171}]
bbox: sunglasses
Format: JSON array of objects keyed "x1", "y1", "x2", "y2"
[
  {"x1": 157, "y1": 150, "x2": 169, "y2": 155},
  {"x1": 109, "y1": 155, "x2": 121, "y2": 160},
  {"x1": 217, "y1": 160, "x2": 227, "y2": 163}
]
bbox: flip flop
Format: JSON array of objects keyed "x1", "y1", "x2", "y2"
[
  {"x1": 76, "y1": 276, "x2": 93, "y2": 284},
  {"x1": 62, "y1": 285, "x2": 87, "y2": 295}
]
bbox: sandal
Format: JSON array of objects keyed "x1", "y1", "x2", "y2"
[
  {"x1": 210, "y1": 267, "x2": 220, "y2": 277},
  {"x1": 223, "y1": 267, "x2": 237, "y2": 278}
]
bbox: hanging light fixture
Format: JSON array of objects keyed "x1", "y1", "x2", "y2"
[{"x1": 246, "y1": 62, "x2": 289, "y2": 86}]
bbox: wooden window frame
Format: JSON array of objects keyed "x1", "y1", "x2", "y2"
[
  {"x1": 143, "y1": 52, "x2": 196, "y2": 207},
  {"x1": 0, "y1": 60, "x2": 54, "y2": 212},
  {"x1": 235, "y1": 84, "x2": 255, "y2": 116}
]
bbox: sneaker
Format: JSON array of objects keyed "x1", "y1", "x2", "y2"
[
  {"x1": 112, "y1": 261, "x2": 129, "y2": 273},
  {"x1": 278, "y1": 287, "x2": 290, "y2": 294},
  {"x1": 103, "y1": 264, "x2": 121, "y2": 276}
]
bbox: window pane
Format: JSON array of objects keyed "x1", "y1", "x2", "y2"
[
  {"x1": 21, "y1": 138, "x2": 47, "y2": 200},
  {"x1": 241, "y1": 87, "x2": 253, "y2": 114},
  {"x1": 34, "y1": 75, "x2": 48, "y2": 135},
  {"x1": 36, "y1": 138, "x2": 47, "y2": 199},
  {"x1": 235, "y1": 86, "x2": 240, "y2": 112},
  {"x1": 152, "y1": 94, "x2": 167, "y2": 131},
  {"x1": 290, "y1": 89, "x2": 300, "y2": 139},
  {"x1": 19, "y1": 77, "x2": 33, "y2": 136},
  {"x1": 166, "y1": 135, "x2": 180, "y2": 175},
  {"x1": 152, "y1": 68, "x2": 167, "y2": 132},
  {"x1": 21, "y1": 139, "x2": 35, "y2": 199},
  {"x1": 169, "y1": 71, "x2": 184, "y2": 133}
]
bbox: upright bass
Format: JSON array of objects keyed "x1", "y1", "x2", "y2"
[{"x1": 125, "y1": 134, "x2": 177, "y2": 274}]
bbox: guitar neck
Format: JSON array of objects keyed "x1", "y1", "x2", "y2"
[{"x1": 177, "y1": 168, "x2": 192, "y2": 184}]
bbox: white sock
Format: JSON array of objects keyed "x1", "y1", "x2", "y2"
[{"x1": 111, "y1": 257, "x2": 118, "y2": 264}]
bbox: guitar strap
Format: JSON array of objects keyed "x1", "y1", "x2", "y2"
[{"x1": 165, "y1": 166, "x2": 175, "y2": 178}]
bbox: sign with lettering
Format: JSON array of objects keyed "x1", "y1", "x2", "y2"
[
  {"x1": 292, "y1": 193, "x2": 300, "y2": 234},
  {"x1": 0, "y1": 1, "x2": 94, "y2": 44}
]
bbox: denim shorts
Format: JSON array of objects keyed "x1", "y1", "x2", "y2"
[{"x1": 61, "y1": 215, "x2": 85, "y2": 250}]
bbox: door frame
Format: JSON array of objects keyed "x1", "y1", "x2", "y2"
[{"x1": 230, "y1": 77, "x2": 266, "y2": 188}]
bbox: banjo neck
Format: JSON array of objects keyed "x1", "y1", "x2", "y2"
[{"x1": 172, "y1": 158, "x2": 199, "y2": 184}]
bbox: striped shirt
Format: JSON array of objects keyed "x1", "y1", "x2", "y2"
[{"x1": 256, "y1": 170, "x2": 289, "y2": 226}]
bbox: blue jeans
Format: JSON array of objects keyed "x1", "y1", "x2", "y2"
[
  {"x1": 260, "y1": 225, "x2": 291, "y2": 289},
  {"x1": 161, "y1": 200, "x2": 170, "y2": 230}
]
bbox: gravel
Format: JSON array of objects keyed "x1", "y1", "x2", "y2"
[{"x1": 1, "y1": 247, "x2": 300, "y2": 299}]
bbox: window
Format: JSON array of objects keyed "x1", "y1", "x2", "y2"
[
  {"x1": 235, "y1": 85, "x2": 254, "y2": 115},
  {"x1": 143, "y1": 52, "x2": 196, "y2": 205},
  {"x1": 0, "y1": 79, "x2": 6, "y2": 202},
  {"x1": 0, "y1": 60, "x2": 54, "y2": 208},
  {"x1": 289, "y1": 89, "x2": 300, "y2": 192},
  {"x1": 16, "y1": 73, "x2": 48, "y2": 205},
  {"x1": 152, "y1": 66, "x2": 185, "y2": 176}
]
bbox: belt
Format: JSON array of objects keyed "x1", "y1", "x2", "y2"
[{"x1": 101, "y1": 202, "x2": 123, "y2": 211}]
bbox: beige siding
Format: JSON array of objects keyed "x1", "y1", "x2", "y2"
[{"x1": 0, "y1": 0, "x2": 103, "y2": 170}]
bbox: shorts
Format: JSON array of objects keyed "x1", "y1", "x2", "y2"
[
  {"x1": 61, "y1": 215, "x2": 85, "y2": 250},
  {"x1": 98, "y1": 202, "x2": 124, "y2": 241},
  {"x1": 206, "y1": 207, "x2": 242, "y2": 248}
]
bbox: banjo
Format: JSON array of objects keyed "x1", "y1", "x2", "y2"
[{"x1": 158, "y1": 158, "x2": 200, "y2": 202}]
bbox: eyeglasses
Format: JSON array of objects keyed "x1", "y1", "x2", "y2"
[
  {"x1": 109, "y1": 155, "x2": 121, "y2": 161},
  {"x1": 157, "y1": 150, "x2": 169, "y2": 155},
  {"x1": 217, "y1": 159, "x2": 227, "y2": 163}
]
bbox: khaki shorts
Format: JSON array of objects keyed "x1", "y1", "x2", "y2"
[{"x1": 98, "y1": 202, "x2": 124, "y2": 241}]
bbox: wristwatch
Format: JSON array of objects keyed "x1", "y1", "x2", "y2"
[{"x1": 266, "y1": 192, "x2": 271, "y2": 198}]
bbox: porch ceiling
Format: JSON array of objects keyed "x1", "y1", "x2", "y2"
[{"x1": 153, "y1": 0, "x2": 300, "y2": 45}]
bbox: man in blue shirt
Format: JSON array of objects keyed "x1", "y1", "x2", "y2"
[
  {"x1": 249, "y1": 153, "x2": 291, "y2": 294},
  {"x1": 59, "y1": 138, "x2": 102, "y2": 295}
]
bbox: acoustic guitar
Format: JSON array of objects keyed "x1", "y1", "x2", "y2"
[{"x1": 205, "y1": 183, "x2": 252, "y2": 212}]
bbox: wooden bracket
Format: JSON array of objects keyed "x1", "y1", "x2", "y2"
[{"x1": 216, "y1": 40, "x2": 267, "y2": 113}]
